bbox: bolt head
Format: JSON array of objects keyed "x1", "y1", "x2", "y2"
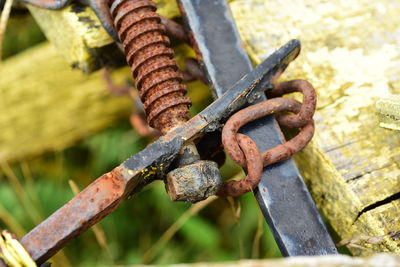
[{"x1": 166, "y1": 161, "x2": 222, "y2": 202}]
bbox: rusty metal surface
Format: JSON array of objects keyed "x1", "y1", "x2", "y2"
[
  {"x1": 178, "y1": 0, "x2": 338, "y2": 256},
  {"x1": 181, "y1": 58, "x2": 206, "y2": 83},
  {"x1": 110, "y1": 0, "x2": 190, "y2": 134},
  {"x1": 160, "y1": 16, "x2": 189, "y2": 44},
  {"x1": 89, "y1": 0, "x2": 189, "y2": 43},
  {"x1": 109, "y1": 0, "x2": 223, "y2": 203},
  {"x1": 217, "y1": 133, "x2": 263, "y2": 197},
  {"x1": 20, "y1": 42, "x2": 299, "y2": 264},
  {"x1": 221, "y1": 79, "x2": 316, "y2": 169},
  {"x1": 107, "y1": 0, "x2": 221, "y2": 204},
  {"x1": 219, "y1": 88, "x2": 316, "y2": 196},
  {"x1": 268, "y1": 80, "x2": 317, "y2": 128},
  {"x1": 20, "y1": 167, "x2": 129, "y2": 264}
]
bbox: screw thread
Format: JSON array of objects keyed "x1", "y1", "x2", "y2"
[{"x1": 110, "y1": 0, "x2": 191, "y2": 133}]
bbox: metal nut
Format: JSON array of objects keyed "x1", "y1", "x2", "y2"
[{"x1": 165, "y1": 161, "x2": 222, "y2": 202}]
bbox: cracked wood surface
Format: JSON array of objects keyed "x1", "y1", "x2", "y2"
[
  {"x1": 27, "y1": 4, "x2": 116, "y2": 73},
  {"x1": 27, "y1": 0, "x2": 181, "y2": 73},
  {"x1": 4, "y1": 0, "x2": 399, "y2": 256},
  {"x1": 230, "y1": 0, "x2": 400, "y2": 255}
]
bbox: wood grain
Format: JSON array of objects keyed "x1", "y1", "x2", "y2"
[
  {"x1": 0, "y1": 43, "x2": 131, "y2": 162},
  {"x1": 3, "y1": 0, "x2": 399, "y2": 255},
  {"x1": 133, "y1": 253, "x2": 399, "y2": 266},
  {"x1": 230, "y1": 0, "x2": 400, "y2": 255}
]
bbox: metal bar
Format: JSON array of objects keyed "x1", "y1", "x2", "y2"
[
  {"x1": 179, "y1": 0, "x2": 338, "y2": 256},
  {"x1": 20, "y1": 45, "x2": 298, "y2": 264}
]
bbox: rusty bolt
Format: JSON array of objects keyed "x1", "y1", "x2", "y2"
[
  {"x1": 166, "y1": 160, "x2": 221, "y2": 202},
  {"x1": 109, "y1": 0, "x2": 221, "y2": 202}
]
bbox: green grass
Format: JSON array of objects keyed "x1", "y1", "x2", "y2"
[
  {"x1": 0, "y1": 12, "x2": 282, "y2": 266},
  {"x1": 0, "y1": 122, "x2": 282, "y2": 266}
]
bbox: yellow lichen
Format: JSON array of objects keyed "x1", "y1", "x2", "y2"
[{"x1": 231, "y1": 0, "x2": 400, "y2": 255}]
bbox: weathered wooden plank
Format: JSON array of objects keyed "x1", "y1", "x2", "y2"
[
  {"x1": 3, "y1": 0, "x2": 399, "y2": 255},
  {"x1": 27, "y1": 4, "x2": 115, "y2": 73},
  {"x1": 0, "y1": 6, "x2": 200, "y2": 164},
  {"x1": 0, "y1": 43, "x2": 132, "y2": 162},
  {"x1": 229, "y1": 0, "x2": 400, "y2": 255},
  {"x1": 376, "y1": 95, "x2": 400, "y2": 131},
  {"x1": 137, "y1": 253, "x2": 399, "y2": 267},
  {"x1": 27, "y1": 0, "x2": 181, "y2": 73}
]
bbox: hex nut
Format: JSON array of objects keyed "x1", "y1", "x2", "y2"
[{"x1": 165, "y1": 160, "x2": 222, "y2": 202}]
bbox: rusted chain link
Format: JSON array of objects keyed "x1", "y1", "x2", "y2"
[
  {"x1": 218, "y1": 79, "x2": 316, "y2": 197},
  {"x1": 181, "y1": 58, "x2": 207, "y2": 84}
]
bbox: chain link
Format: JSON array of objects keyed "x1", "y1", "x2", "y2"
[{"x1": 218, "y1": 79, "x2": 316, "y2": 197}]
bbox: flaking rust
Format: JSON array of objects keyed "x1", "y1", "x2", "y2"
[
  {"x1": 20, "y1": 167, "x2": 128, "y2": 264},
  {"x1": 109, "y1": 0, "x2": 222, "y2": 203},
  {"x1": 219, "y1": 80, "x2": 316, "y2": 196},
  {"x1": 109, "y1": 0, "x2": 191, "y2": 133},
  {"x1": 217, "y1": 134, "x2": 263, "y2": 197},
  {"x1": 19, "y1": 39, "x2": 304, "y2": 263}
]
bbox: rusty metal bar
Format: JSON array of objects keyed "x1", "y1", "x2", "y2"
[
  {"x1": 20, "y1": 43, "x2": 299, "y2": 264},
  {"x1": 178, "y1": 0, "x2": 338, "y2": 256}
]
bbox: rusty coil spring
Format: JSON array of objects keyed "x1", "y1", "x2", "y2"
[
  {"x1": 109, "y1": 0, "x2": 191, "y2": 134},
  {"x1": 218, "y1": 79, "x2": 317, "y2": 197}
]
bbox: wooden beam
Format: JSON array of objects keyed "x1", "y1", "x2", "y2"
[
  {"x1": 27, "y1": 0, "x2": 181, "y2": 73},
  {"x1": 27, "y1": 4, "x2": 116, "y2": 73},
  {"x1": 3, "y1": 0, "x2": 399, "y2": 255},
  {"x1": 140, "y1": 253, "x2": 399, "y2": 267},
  {"x1": 0, "y1": 43, "x2": 132, "y2": 162},
  {"x1": 230, "y1": 0, "x2": 400, "y2": 255}
]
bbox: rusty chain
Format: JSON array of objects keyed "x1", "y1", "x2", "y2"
[
  {"x1": 103, "y1": 11, "x2": 316, "y2": 198},
  {"x1": 218, "y1": 79, "x2": 316, "y2": 197},
  {"x1": 102, "y1": 0, "x2": 316, "y2": 198}
]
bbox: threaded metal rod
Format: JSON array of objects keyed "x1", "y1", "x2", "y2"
[{"x1": 110, "y1": 0, "x2": 191, "y2": 134}]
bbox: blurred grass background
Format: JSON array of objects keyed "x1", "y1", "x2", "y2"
[{"x1": 0, "y1": 10, "x2": 283, "y2": 266}]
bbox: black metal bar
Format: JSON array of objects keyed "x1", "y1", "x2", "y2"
[
  {"x1": 179, "y1": 0, "x2": 338, "y2": 256},
  {"x1": 20, "y1": 44, "x2": 298, "y2": 264}
]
